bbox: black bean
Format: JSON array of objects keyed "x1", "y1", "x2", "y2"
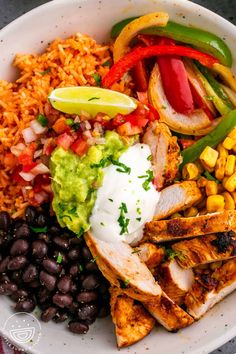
[
  {"x1": 81, "y1": 246, "x2": 92, "y2": 261},
  {"x1": 57, "y1": 276, "x2": 72, "y2": 294},
  {"x1": 15, "y1": 223, "x2": 30, "y2": 238},
  {"x1": 82, "y1": 317, "x2": 97, "y2": 325},
  {"x1": 82, "y1": 274, "x2": 100, "y2": 290},
  {"x1": 77, "y1": 304, "x2": 98, "y2": 321},
  {"x1": 76, "y1": 291, "x2": 98, "y2": 304},
  {"x1": 10, "y1": 239, "x2": 29, "y2": 256},
  {"x1": 25, "y1": 206, "x2": 37, "y2": 225},
  {"x1": 0, "y1": 283, "x2": 17, "y2": 295},
  {"x1": 32, "y1": 240, "x2": 48, "y2": 259},
  {"x1": 53, "y1": 236, "x2": 69, "y2": 250},
  {"x1": 0, "y1": 257, "x2": 10, "y2": 273},
  {"x1": 85, "y1": 262, "x2": 99, "y2": 273},
  {"x1": 68, "y1": 249, "x2": 80, "y2": 261},
  {"x1": 41, "y1": 307, "x2": 57, "y2": 322},
  {"x1": 52, "y1": 293, "x2": 73, "y2": 308},
  {"x1": 70, "y1": 282, "x2": 79, "y2": 294},
  {"x1": 28, "y1": 280, "x2": 41, "y2": 288},
  {"x1": 67, "y1": 302, "x2": 79, "y2": 315},
  {"x1": 0, "y1": 232, "x2": 7, "y2": 247},
  {"x1": 0, "y1": 274, "x2": 10, "y2": 284},
  {"x1": 53, "y1": 311, "x2": 68, "y2": 323},
  {"x1": 0, "y1": 211, "x2": 11, "y2": 231},
  {"x1": 36, "y1": 214, "x2": 47, "y2": 227},
  {"x1": 43, "y1": 259, "x2": 62, "y2": 274},
  {"x1": 15, "y1": 299, "x2": 35, "y2": 313},
  {"x1": 49, "y1": 225, "x2": 61, "y2": 236},
  {"x1": 11, "y1": 289, "x2": 29, "y2": 302},
  {"x1": 68, "y1": 321, "x2": 89, "y2": 334},
  {"x1": 37, "y1": 288, "x2": 50, "y2": 304},
  {"x1": 69, "y1": 264, "x2": 80, "y2": 277},
  {"x1": 40, "y1": 271, "x2": 57, "y2": 291},
  {"x1": 69, "y1": 237, "x2": 83, "y2": 247},
  {"x1": 10, "y1": 270, "x2": 23, "y2": 286},
  {"x1": 22, "y1": 264, "x2": 38, "y2": 283},
  {"x1": 37, "y1": 233, "x2": 50, "y2": 244},
  {"x1": 8, "y1": 256, "x2": 27, "y2": 270}
]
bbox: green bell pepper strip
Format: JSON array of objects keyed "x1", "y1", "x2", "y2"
[
  {"x1": 180, "y1": 109, "x2": 236, "y2": 169},
  {"x1": 196, "y1": 62, "x2": 234, "y2": 110},
  {"x1": 111, "y1": 18, "x2": 232, "y2": 67}
]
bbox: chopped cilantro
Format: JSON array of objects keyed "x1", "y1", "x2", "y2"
[
  {"x1": 37, "y1": 114, "x2": 48, "y2": 127},
  {"x1": 118, "y1": 202, "x2": 129, "y2": 235},
  {"x1": 91, "y1": 256, "x2": 99, "y2": 263},
  {"x1": 138, "y1": 169, "x2": 154, "y2": 191},
  {"x1": 91, "y1": 158, "x2": 109, "y2": 169},
  {"x1": 118, "y1": 278, "x2": 130, "y2": 289},
  {"x1": 136, "y1": 207, "x2": 141, "y2": 215},
  {"x1": 100, "y1": 222, "x2": 105, "y2": 226},
  {"x1": 78, "y1": 264, "x2": 84, "y2": 272},
  {"x1": 108, "y1": 198, "x2": 113, "y2": 202},
  {"x1": 92, "y1": 73, "x2": 101, "y2": 86},
  {"x1": 88, "y1": 97, "x2": 100, "y2": 101},
  {"x1": 147, "y1": 155, "x2": 152, "y2": 161},
  {"x1": 30, "y1": 226, "x2": 48, "y2": 233},
  {"x1": 165, "y1": 247, "x2": 185, "y2": 261},
  {"x1": 131, "y1": 249, "x2": 141, "y2": 254},
  {"x1": 136, "y1": 217, "x2": 141, "y2": 222},
  {"x1": 41, "y1": 67, "x2": 51, "y2": 76},
  {"x1": 110, "y1": 158, "x2": 131, "y2": 174},
  {"x1": 102, "y1": 60, "x2": 111, "y2": 67},
  {"x1": 56, "y1": 253, "x2": 63, "y2": 264}
]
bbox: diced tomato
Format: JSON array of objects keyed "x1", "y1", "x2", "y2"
[
  {"x1": 22, "y1": 162, "x2": 38, "y2": 173},
  {"x1": 33, "y1": 174, "x2": 51, "y2": 193},
  {"x1": 43, "y1": 138, "x2": 56, "y2": 156},
  {"x1": 178, "y1": 139, "x2": 196, "y2": 149},
  {"x1": 126, "y1": 114, "x2": 149, "y2": 128},
  {"x1": 12, "y1": 166, "x2": 28, "y2": 185},
  {"x1": 18, "y1": 142, "x2": 37, "y2": 166},
  {"x1": 56, "y1": 133, "x2": 74, "y2": 150},
  {"x1": 71, "y1": 137, "x2": 89, "y2": 157},
  {"x1": 52, "y1": 117, "x2": 70, "y2": 134},
  {"x1": 146, "y1": 103, "x2": 160, "y2": 121},
  {"x1": 111, "y1": 114, "x2": 126, "y2": 127}
]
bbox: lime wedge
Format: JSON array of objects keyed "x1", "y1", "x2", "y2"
[{"x1": 48, "y1": 87, "x2": 137, "y2": 118}]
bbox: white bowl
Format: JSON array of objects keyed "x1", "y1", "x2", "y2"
[{"x1": 0, "y1": 1, "x2": 236, "y2": 354}]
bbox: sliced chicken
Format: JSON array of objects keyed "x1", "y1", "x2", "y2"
[
  {"x1": 158, "y1": 259, "x2": 194, "y2": 305},
  {"x1": 143, "y1": 292, "x2": 194, "y2": 331},
  {"x1": 143, "y1": 121, "x2": 181, "y2": 191},
  {"x1": 172, "y1": 231, "x2": 236, "y2": 269},
  {"x1": 145, "y1": 211, "x2": 236, "y2": 243},
  {"x1": 185, "y1": 259, "x2": 236, "y2": 319},
  {"x1": 135, "y1": 242, "x2": 165, "y2": 271},
  {"x1": 85, "y1": 232, "x2": 162, "y2": 302},
  {"x1": 153, "y1": 181, "x2": 201, "y2": 221},
  {"x1": 110, "y1": 287, "x2": 155, "y2": 348}
]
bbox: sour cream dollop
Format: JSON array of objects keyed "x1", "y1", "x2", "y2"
[{"x1": 90, "y1": 144, "x2": 160, "y2": 244}]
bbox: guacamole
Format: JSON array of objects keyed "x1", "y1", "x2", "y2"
[{"x1": 50, "y1": 131, "x2": 127, "y2": 235}]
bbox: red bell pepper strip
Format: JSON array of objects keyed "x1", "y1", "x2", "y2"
[
  {"x1": 132, "y1": 59, "x2": 149, "y2": 92},
  {"x1": 157, "y1": 38, "x2": 194, "y2": 114},
  {"x1": 102, "y1": 45, "x2": 219, "y2": 88},
  {"x1": 190, "y1": 83, "x2": 214, "y2": 121}
]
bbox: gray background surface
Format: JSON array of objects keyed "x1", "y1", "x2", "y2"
[{"x1": 0, "y1": 0, "x2": 236, "y2": 353}]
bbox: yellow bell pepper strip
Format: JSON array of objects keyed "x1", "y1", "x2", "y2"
[
  {"x1": 212, "y1": 63, "x2": 236, "y2": 92},
  {"x1": 180, "y1": 109, "x2": 236, "y2": 169},
  {"x1": 102, "y1": 45, "x2": 219, "y2": 89},
  {"x1": 113, "y1": 12, "x2": 169, "y2": 63},
  {"x1": 111, "y1": 17, "x2": 232, "y2": 67}
]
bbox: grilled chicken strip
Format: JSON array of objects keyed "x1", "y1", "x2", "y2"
[
  {"x1": 158, "y1": 259, "x2": 194, "y2": 305},
  {"x1": 134, "y1": 242, "x2": 165, "y2": 271},
  {"x1": 85, "y1": 232, "x2": 162, "y2": 302},
  {"x1": 173, "y1": 231, "x2": 236, "y2": 269},
  {"x1": 153, "y1": 181, "x2": 201, "y2": 221},
  {"x1": 145, "y1": 211, "x2": 236, "y2": 243},
  {"x1": 185, "y1": 259, "x2": 236, "y2": 319},
  {"x1": 143, "y1": 292, "x2": 194, "y2": 331},
  {"x1": 143, "y1": 121, "x2": 181, "y2": 191},
  {"x1": 86, "y1": 233, "x2": 194, "y2": 331},
  {"x1": 110, "y1": 287, "x2": 155, "y2": 348}
]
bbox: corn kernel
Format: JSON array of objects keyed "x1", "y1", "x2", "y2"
[
  {"x1": 217, "y1": 143, "x2": 228, "y2": 158},
  {"x1": 184, "y1": 207, "x2": 198, "y2": 217},
  {"x1": 200, "y1": 161, "x2": 214, "y2": 173},
  {"x1": 205, "y1": 181, "x2": 218, "y2": 196},
  {"x1": 206, "y1": 195, "x2": 225, "y2": 213},
  {"x1": 215, "y1": 156, "x2": 227, "y2": 181},
  {"x1": 224, "y1": 172, "x2": 236, "y2": 192},
  {"x1": 170, "y1": 213, "x2": 182, "y2": 219},
  {"x1": 200, "y1": 146, "x2": 219, "y2": 169},
  {"x1": 231, "y1": 191, "x2": 236, "y2": 204},
  {"x1": 222, "y1": 191, "x2": 235, "y2": 210},
  {"x1": 197, "y1": 177, "x2": 208, "y2": 188},
  {"x1": 182, "y1": 163, "x2": 199, "y2": 180},
  {"x1": 228, "y1": 128, "x2": 236, "y2": 140},
  {"x1": 225, "y1": 155, "x2": 236, "y2": 176},
  {"x1": 223, "y1": 136, "x2": 236, "y2": 150}
]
